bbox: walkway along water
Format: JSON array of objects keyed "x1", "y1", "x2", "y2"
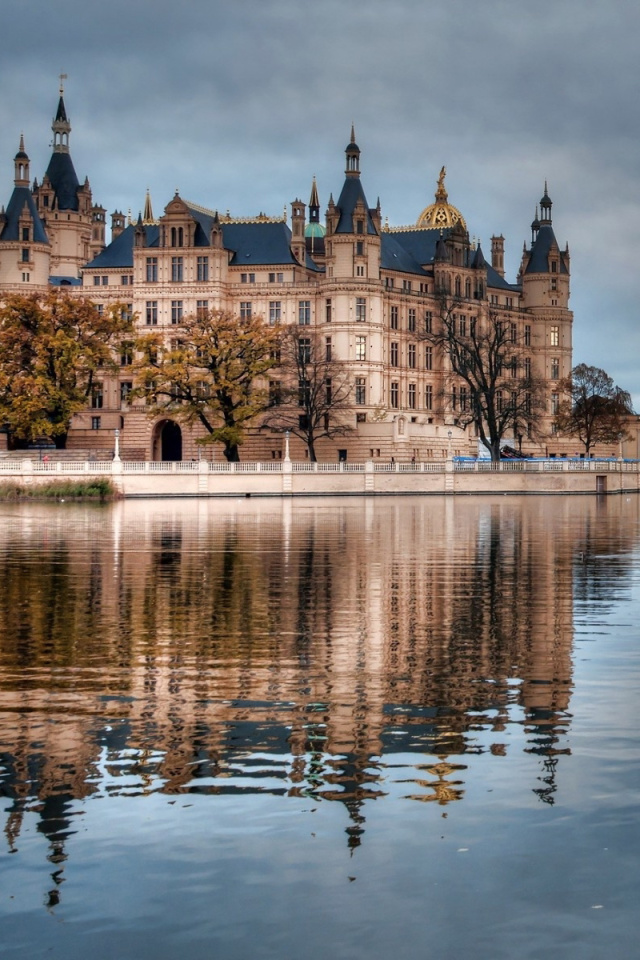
[{"x1": 1, "y1": 456, "x2": 640, "y2": 497}]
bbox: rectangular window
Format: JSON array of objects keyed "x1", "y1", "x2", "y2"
[
  {"x1": 91, "y1": 416, "x2": 101, "y2": 431},
  {"x1": 510, "y1": 322, "x2": 517, "y2": 342},
  {"x1": 425, "y1": 346, "x2": 433, "y2": 371},
  {"x1": 550, "y1": 325, "x2": 559, "y2": 346},
  {"x1": 146, "y1": 257, "x2": 158, "y2": 282},
  {"x1": 510, "y1": 357, "x2": 518, "y2": 378},
  {"x1": 101, "y1": 276, "x2": 108, "y2": 286},
  {"x1": 269, "y1": 380, "x2": 282, "y2": 405},
  {"x1": 496, "y1": 389, "x2": 504, "y2": 413},
  {"x1": 171, "y1": 257, "x2": 183, "y2": 282},
  {"x1": 96, "y1": 304, "x2": 104, "y2": 317},
  {"x1": 298, "y1": 300, "x2": 311, "y2": 325},
  {"x1": 22, "y1": 227, "x2": 30, "y2": 242},
  {"x1": 356, "y1": 241, "x2": 364, "y2": 256},
  {"x1": 390, "y1": 306, "x2": 398, "y2": 330},
  {"x1": 355, "y1": 377, "x2": 366, "y2": 404},
  {"x1": 21, "y1": 272, "x2": 29, "y2": 282},
  {"x1": 460, "y1": 386, "x2": 468, "y2": 411},
  {"x1": 459, "y1": 316, "x2": 467, "y2": 337},
  {"x1": 325, "y1": 378, "x2": 333, "y2": 404},
  {"x1": 196, "y1": 299, "x2": 208, "y2": 318},
  {"x1": 325, "y1": 298, "x2": 332, "y2": 322},
  {"x1": 325, "y1": 336, "x2": 332, "y2": 361},
  {"x1": 424, "y1": 311, "x2": 432, "y2": 334},
  {"x1": 91, "y1": 385, "x2": 103, "y2": 409},
  {"x1": 269, "y1": 301, "x2": 281, "y2": 325},
  {"x1": 408, "y1": 343, "x2": 416, "y2": 368},
  {"x1": 197, "y1": 256, "x2": 209, "y2": 282},
  {"x1": 298, "y1": 378, "x2": 311, "y2": 408},
  {"x1": 299, "y1": 337, "x2": 311, "y2": 364},
  {"x1": 524, "y1": 357, "x2": 531, "y2": 379},
  {"x1": 355, "y1": 335, "x2": 366, "y2": 361},
  {"x1": 390, "y1": 342, "x2": 399, "y2": 367},
  {"x1": 145, "y1": 301, "x2": 157, "y2": 326},
  {"x1": 120, "y1": 342, "x2": 133, "y2": 366},
  {"x1": 425, "y1": 384, "x2": 433, "y2": 409},
  {"x1": 408, "y1": 383, "x2": 416, "y2": 409},
  {"x1": 171, "y1": 301, "x2": 183, "y2": 325},
  {"x1": 390, "y1": 382, "x2": 399, "y2": 408},
  {"x1": 120, "y1": 381, "x2": 133, "y2": 404},
  {"x1": 551, "y1": 392, "x2": 559, "y2": 415},
  {"x1": 408, "y1": 308, "x2": 416, "y2": 333},
  {"x1": 551, "y1": 278, "x2": 557, "y2": 291},
  {"x1": 268, "y1": 272, "x2": 283, "y2": 283},
  {"x1": 551, "y1": 357, "x2": 559, "y2": 379},
  {"x1": 93, "y1": 275, "x2": 101, "y2": 286},
  {"x1": 241, "y1": 272, "x2": 255, "y2": 283},
  {"x1": 355, "y1": 297, "x2": 366, "y2": 322},
  {"x1": 452, "y1": 386, "x2": 457, "y2": 410},
  {"x1": 240, "y1": 301, "x2": 252, "y2": 319},
  {"x1": 524, "y1": 324, "x2": 531, "y2": 346},
  {"x1": 403, "y1": 280, "x2": 412, "y2": 292}
]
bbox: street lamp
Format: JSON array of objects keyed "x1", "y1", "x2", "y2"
[
  {"x1": 113, "y1": 428, "x2": 121, "y2": 462},
  {"x1": 447, "y1": 429, "x2": 452, "y2": 459}
]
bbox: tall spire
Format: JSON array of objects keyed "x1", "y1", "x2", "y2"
[
  {"x1": 345, "y1": 124, "x2": 360, "y2": 177},
  {"x1": 52, "y1": 75, "x2": 71, "y2": 153},
  {"x1": 540, "y1": 182, "x2": 552, "y2": 224},
  {"x1": 143, "y1": 188, "x2": 155, "y2": 224},
  {"x1": 14, "y1": 134, "x2": 30, "y2": 186},
  {"x1": 308, "y1": 176, "x2": 320, "y2": 223}
]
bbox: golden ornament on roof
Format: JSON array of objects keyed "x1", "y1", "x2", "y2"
[{"x1": 417, "y1": 166, "x2": 467, "y2": 230}]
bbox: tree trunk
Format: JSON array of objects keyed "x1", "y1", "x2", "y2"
[
  {"x1": 307, "y1": 437, "x2": 317, "y2": 462},
  {"x1": 224, "y1": 443, "x2": 240, "y2": 462}
]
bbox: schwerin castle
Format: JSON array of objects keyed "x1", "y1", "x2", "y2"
[{"x1": 0, "y1": 86, "x2": 579, "y2": 463}]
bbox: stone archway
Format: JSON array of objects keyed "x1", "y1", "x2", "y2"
[{"x1": 152, "y1": 420, "x2": 183, "y2": 461}]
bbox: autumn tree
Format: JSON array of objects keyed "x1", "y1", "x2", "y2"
[
  {"x1": 422, "y1": 297, "x2": 545, "y2": 461},
  {"x1": 262, "y1": 326, "x2": 353, "y2": 462},
  {"x1": 133, "y1": 309, "x2": 279, "y2": 462},
  {"x1": 554, "y1": 363, "x2": 633, "y2": 454},
  {"x1": 0, "y1": 290, "x2": 133, "y2": 448}
]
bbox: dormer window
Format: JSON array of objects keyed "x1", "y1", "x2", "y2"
[
  {"x1": 356, "y1": 220, "x2": 364, "y2": 235},
  {"x1": 551, "y1": 260, "x2": 557, "y2": 273},
  {"x1": 171, "y1": 226, "x2": 184, "y2": 247},
  {"x1": 22, "y1": 227, "x2": 30, "y2": 242}
]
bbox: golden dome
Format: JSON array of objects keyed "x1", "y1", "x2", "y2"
[{"x1": 417, "y1": 166, "x2": 467, "y2": 230}]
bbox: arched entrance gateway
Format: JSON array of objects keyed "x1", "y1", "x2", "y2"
[{"x1": 152, "y1": 420, "x2": 183, "y2": 461}]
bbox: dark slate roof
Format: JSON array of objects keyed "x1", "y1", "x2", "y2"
[
  {"x1": 44, "y1": 152, "x2": 80, "y2": 211},
  {"x1": 49, "y1": 276, "x2": 82, "y2": 286},
  {"x1": 84, "y1": 215, "x2": 324, "y2": 272},
  {"x1": 382, "y1": 228, "x2": 443, "y2": 273},
  {"x1": 525, "y1": 224, "x2": 568, "y2": 274},
  {"x1": 0, "y1": 186, "x2": 48, "y2": 243},
  {"x1": 381, "y1": 231, "x2": 431, "y2": 275},
  {"x1": 222, "y1": 221, "x2": 298, "y2": 265},
  {"x1": 334, "y1": 177, "x2": 377, "y2": 234},
  {"x1": 486, "y1": 263, "x2": 520, "y2": 291},
  {"x1": 85, "y1": 223, "x2": 156, "y2": 269}
]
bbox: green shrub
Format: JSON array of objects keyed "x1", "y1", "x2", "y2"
[{"x1": 0, "y1": 478, "x2": 118, "y2": 501}]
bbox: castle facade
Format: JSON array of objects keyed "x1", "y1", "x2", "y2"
[{"x1": 0, "y1": 88, "x2": 573, "y2": 462}]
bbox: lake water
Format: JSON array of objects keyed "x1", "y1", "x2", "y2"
[{"x1": 1, "y1": 495, "x2": 639, "y2": 960}]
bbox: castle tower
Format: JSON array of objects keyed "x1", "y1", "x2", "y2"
[
  {"x1": 0, "y1": 137, "x2": 50, "y2": 287},
  {"x1": 33, "y1": 79, "x2": 98, "y2": 278}
]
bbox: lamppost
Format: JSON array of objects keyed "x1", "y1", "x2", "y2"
[
  {"x1": 284, "y1": 430, "x2": 291, "y2": 463},
  {"x1": 113, "y1": 428, "x2": 121, "y2": 462},
  {"x1": 447, "y1": 429, "x2": 452, "y2": 459}
]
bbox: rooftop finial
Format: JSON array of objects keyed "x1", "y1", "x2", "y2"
[
  {"x1": 350, "y1": 123, "x2": 356, "y2": 144},
  {"x1": 59, "y1": 72, "x2": 67, "y2": 95}
]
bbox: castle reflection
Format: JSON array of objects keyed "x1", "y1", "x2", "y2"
[{"x1": 1, "y1": 494, "x2": 637, "y2": 889}]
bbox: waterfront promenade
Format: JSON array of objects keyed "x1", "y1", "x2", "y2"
[{"x1": 1, "y1": 455, "x2": 640, "y2": 497}]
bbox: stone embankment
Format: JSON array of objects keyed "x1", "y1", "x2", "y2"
[{"x1": 1, "y1": 456, "x2": 639, "y2": 498}]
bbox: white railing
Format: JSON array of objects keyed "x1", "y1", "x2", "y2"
[{"x1": 1, "y1": 456, "x2": 638, "y2": 477}]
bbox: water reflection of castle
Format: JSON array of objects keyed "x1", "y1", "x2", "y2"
[{"x1": 1, "y1": 496, "x2": 637, "y2": 876}]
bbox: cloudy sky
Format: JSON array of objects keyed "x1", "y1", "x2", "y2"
[{"x1": 2, "y1": 0, "x2": 639, "y2": 404}]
